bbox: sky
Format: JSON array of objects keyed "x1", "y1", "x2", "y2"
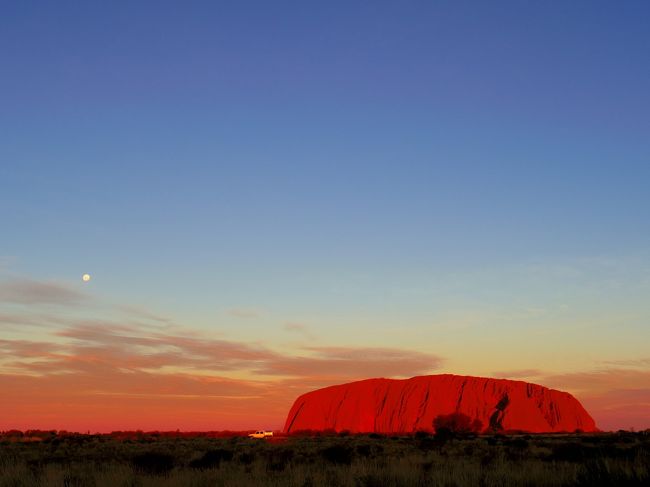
[{"x1": 1, "y1": 1, "x2": 649, "y2": 432}]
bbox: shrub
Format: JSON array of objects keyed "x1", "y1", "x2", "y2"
[
  {"x1": 236, "y1": 451, "x2": 256, "y2": 465},
  {"x1": 356, "y1": 444, "x2": 372, "y2": 457},
  {"x1": 414, "y1": 430, "x2": 430, "y2": 440},
  {"x1": 266, "y1": 448, "x2": 294, "y2": 472},
  {"x1": 320, "y1": 444, "x2": 354, "y2": 465},
  {"x1": 548, "y1": 442, "x2": 607, "y2": 462},
  {"x1": 189, "y1": 448, "x2": 234, "y2": 469},
  {"x1": 433, "y1": 413, "x2": 482, "y2": 438},
  {"x1": 508, "y1": 437, "x2": 529, "y2": 449},
  {"x1": 131, "y1": 452, "x2": 175, "y2": 475}
]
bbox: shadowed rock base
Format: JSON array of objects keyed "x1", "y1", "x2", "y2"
[{"x1": 284, "y1": 374, "x2": 597, "y2": 434}]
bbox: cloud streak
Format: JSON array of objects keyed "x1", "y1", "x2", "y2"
[
  {"x1": 0, "y1": 278, "x2": 88, "y2": 305},
  {"x1": 538, "y1": 368, "x2": 650, "y2": 431},
  {"x1": 2, "y1": 276, "x2": 647, "y2": 433},
  {"x1": 2, "y1": 322, "x2": 442, "y2": 381},
  {"x1": 256, "y1": 346, "x2": 442, "y2": 379},
  {"x1": 491, "y1": 369, "x2": 543, "y2": 379},
  {"x1": 228, "y1": 308, "x2": 260, "y2": 319},
  {"x1": 0, "y1": 307, "x2": 443, "y2": 431},
  {"x1": 283, "y1": 322, "x2": 315, "y2": 337}
]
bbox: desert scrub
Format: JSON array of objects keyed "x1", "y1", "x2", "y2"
[{"x1": 0, "y1": 432, "x2": 648, "y2": 486}]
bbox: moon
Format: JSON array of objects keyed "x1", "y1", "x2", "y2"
[{"x1": 82, "y1": 274, "x2": 91, "y2": 282}]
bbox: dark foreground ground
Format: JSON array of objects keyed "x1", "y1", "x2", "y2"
[{"x1": 1, "y1": 431, "x2": 648, "y2": 486}]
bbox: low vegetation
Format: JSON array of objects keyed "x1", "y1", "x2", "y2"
[{"x1": 0, "y1": 429, "x2": 648, "y2": 486}]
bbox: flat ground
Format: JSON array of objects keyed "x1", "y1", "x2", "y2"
[{"x1": 0, "y1": 431, "x2": 648, "y2": 486}]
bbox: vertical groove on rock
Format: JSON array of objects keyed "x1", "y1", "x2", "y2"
[
  {"x1": 455, "y1": 379, "x2": 467, "y2": 413},
  {"x1": 416, "y1": 385, "x2": 431, "y2": 430}
]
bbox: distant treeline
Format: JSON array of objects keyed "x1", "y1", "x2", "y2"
[
  {"x1": 2, "y1": 426, "x2": 649, "y2": 442},
  {"x1": 0, "y1": 430, "x2": 261, "y2": 440}
]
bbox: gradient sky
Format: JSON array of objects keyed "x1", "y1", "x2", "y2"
[{"x1": 1, "y1": 1, "x2": 649, "y2": 432}]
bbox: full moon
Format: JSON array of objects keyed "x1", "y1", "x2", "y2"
[{"x1": 82, "y1": 274, "x2": 91, "y2": 282}]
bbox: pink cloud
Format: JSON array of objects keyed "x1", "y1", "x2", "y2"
[
  {"x1": 4, "y1": 276, "x2": 646, "y2": 433},
  {"x1": 256, "y1": 346, "x2": 442, "y2": 379},
  {"x1": 0, "y1": 372, "x2": 283, "y2": 432},
  {"x1": 542, "y1": 368, "x2": 650, "y2": 394},
  {"x1": 0, "y1": 320, "x2": 443, "y2": 431},
  {"x1": 581, "y1": 389, "x2": 650, "y2": 432},
  {"x1": 540, "y1": 368, "x2": 650, "y2": 431}
]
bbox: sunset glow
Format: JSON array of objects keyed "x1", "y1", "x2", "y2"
[{"x1": 2, "y1": 2, "x2": 649, "y2": 435}]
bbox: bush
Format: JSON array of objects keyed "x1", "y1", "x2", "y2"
[
  {"x1": 266, "y1": 448, "x2": 294, "y2": 472},
  {"x1": 433, "y1": 413, "x2": 482, "y2": 438},
  {"x1": 320, "y1": 444, "x2": 354, "y2": 465},
  {"x1": 356, "y1": 444, "x2": 372, "y2": 457},
  {"x1": 189, "y1": 448, "x2": 234, "y2": 469},
  {"x1": 131, "y1": 452, "x2": 175, "y2": 475},
  {"x1": 549, "y1": 442, "x2": 591, "y2": 462},
  {"x1": 236, "y1": 451, "x2": 256, "y2": 465}
]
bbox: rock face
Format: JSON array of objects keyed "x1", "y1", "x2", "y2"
[{"x1": 284, "y1": 374, "x2": 597, "y2": 434}]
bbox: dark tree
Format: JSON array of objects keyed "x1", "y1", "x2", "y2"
[{"x1": 433, "y1": 413, "x2": 483, "y2": 438}]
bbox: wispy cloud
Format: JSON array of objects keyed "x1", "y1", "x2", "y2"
[
  {"x1": 476, "y1": 364, "x2": 650, "y2": 431},
  {"x1": 491, "y1": 369, "x2": 543, "y2": 379},
  {"x1": 542, "y1": 368, "x2": 650, "y2": 395},
  {"x1": 3, "y1": 314, "x2": 649, "y2": 431},
  {"x1": 49, "y1": 323, "x2": 276, "y2": 374},
  {"x1": 228, "y1": 308, "x2": 261, "y2": 319},
  {"x1": 600, "y1": 358, "x2": 650, "y2": 368},
  {"x1": 537, "y1": 367, "x2": 650, "y2": 431},
  {"x1": 2, "y1": 321, "x2": 442, "y2": 381},
  {"x1": 579, "y1": 388, "x2": 650, "y2": 432},
  {"x1": 0, "y1": 306, "x2": 443, "y2": 431},
  {"x1": 283, "y1": 322, "x2": 308, "y2": 332},
  {"x1": 0, "y1": 367, "x2": 279, "y2": 431},
  {"x1": 117, "y1": 304, "x2": 174, "y2": 324},
  {"x1": 0, "y1": 278, "x2": 88, "y2": 305},
  {"x1": 2, "y1": 277, "x2": 647, "y2": 432},
  {"x1": 0, "y1": 255, "x2": 17, "y2": 270},
  {"x1": 283, "y1": 322, "x2": 316, "y2": 339},
  {"x1": 256, "y1": 346, "x2": 442, "y2": 379},
  {"x1": 0, "y1": 312, "x2": 48, "y2": 328}
]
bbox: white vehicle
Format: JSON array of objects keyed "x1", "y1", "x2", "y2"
[{"x1": 248, "y1": 430, "x2": 273, "y2": 439}]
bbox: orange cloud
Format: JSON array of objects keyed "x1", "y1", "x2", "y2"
[
  {"x1": 580, "y1": 389, "x2": 650, "y2": 432},
  {"x1": 2, "y1": 276, "x2": 646, "y2": 433},
  {"x1": 0, "y1": 372, "x2": 279, "y2": 432},
  {"x1": 0, "y1": 319, "x2": 442, "y2": 432},
  {"x1": 542, "y1": 368, "x2": 650, "y2": 394},
  {"x1": 540, "y1": 368, "x2": 650, "y2": 431}
]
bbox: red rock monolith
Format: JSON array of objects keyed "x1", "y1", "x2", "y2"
[{"x1": 283, "y1": 374, "x2": 597, "y2": 434}]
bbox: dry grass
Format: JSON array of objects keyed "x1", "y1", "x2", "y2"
[{"x1": 1, "y1": 431, "x2": 648, "y2": 486}]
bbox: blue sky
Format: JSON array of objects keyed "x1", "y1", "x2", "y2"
[{"x1": 1, "y1": 1, "x2": 650, "y2": 430}]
